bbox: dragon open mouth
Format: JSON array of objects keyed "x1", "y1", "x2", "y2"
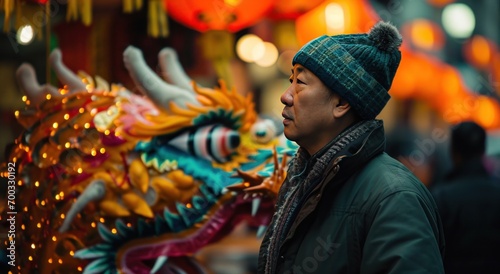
[{"x1": 75, "y1": 187, "x2": 275, "y2": 274}]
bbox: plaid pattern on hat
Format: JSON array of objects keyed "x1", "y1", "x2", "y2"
[{"x1": 293, "y1": 21, "x2": 402, "y2": 119}]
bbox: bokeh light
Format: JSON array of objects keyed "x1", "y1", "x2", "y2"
[
  {"x1": 254, "y1": 42, "x2": 279, "y2": 67},
  {"x1": 463, "y1": 35, "x2": 495, "y2": 69},
  {"x1": 473, "y1": 96, "x2": 500, "y2": 129},
  {"x1": 325, "y1": 3, "x2": 345, "y2": 34},
  {"x1": 442, "y1": 3, "x2": 475, "y2": 39},
  {"x1": 406, "y1": 19, "x2": 445, "y2": 51},
  {"x1": 251, "y1": 41, "x2": 266, "y2": 62},
  {"x1": 237, "y1": 34, "x2": 279, "y2": 67},
  {"x1": 17, "y1": 25, "x2": 34, "y2": 45},
  {"x1": 236, "y1": 34, "x2": 264, "y2": 62}
]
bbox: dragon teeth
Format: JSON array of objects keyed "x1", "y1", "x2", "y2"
[{"x1": 251, "y1": 197, "x2": 261, "y2": 217}]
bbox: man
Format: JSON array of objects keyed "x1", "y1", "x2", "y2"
[
  {"x1": 258, "y1": 21, "x2": 445, "y2": 273},
  {"x1": 431, "y1": 121, "x2": 500, "y2": 274}
]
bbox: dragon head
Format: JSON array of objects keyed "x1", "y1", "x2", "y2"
[{"x1": 2, "y1": 46, "x2": 296, "y2": 273}]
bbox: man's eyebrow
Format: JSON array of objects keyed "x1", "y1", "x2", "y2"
[{"x1": 291, "y1": 66, "x2": 305, "y2": 74}]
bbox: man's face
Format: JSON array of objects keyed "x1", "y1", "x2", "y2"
[{"x1": 281, "y1": 64, "x2": 338, "y2": 154}]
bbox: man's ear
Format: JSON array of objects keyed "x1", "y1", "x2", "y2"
[{"x1": 332, "y1": 95, "x2": 351, "y2": 118}]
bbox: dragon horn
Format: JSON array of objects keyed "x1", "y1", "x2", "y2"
[
  {"x1": 123, "y1": 46, "x2": 199, "y2": 110},
  {"x1": 59, "y1": 180, "x2": 106, "y2": 233},
  {"x1": 158, "y1": 47, "x2": 195, "y2": 91},
  {"x1": 16, "y1": 63, "x2": 59, "y2": 105},
  {"x1": 49, "y1": 48, "x2": 87, "y2": 93}
]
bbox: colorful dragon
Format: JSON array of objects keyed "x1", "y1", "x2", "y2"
[{"x1": 1, "y1": 46, "x2": 296, "y2": 273}]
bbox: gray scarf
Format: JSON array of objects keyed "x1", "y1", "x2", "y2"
[{"x1": 263, "y1": 119, "x2": 381, "y2": 273}]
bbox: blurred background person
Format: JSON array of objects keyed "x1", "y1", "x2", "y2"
[{"x1": 431, "y1": 121, "x2": 500, "y2": 274}]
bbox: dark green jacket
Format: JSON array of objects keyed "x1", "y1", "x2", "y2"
[{"x1": 258, "y1": 122, "x2": 445, "y2": 273}]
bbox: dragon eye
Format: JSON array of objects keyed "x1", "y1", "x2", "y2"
[
  {"x1": 168, "y1": 125, "x2": 240, "y2": 163},
  {"x1": 250, "y1": 119, "x2": 278, "y2": 144}
]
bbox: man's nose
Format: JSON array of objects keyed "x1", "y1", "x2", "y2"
[{"x1": 280, "y1": 86, "x2": 293, "y2": 106}]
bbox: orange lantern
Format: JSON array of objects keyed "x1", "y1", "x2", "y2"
[
  {"x1": 432, "y1": 66, "x2": 468, "y2": 113},
  {"x1": 396, "y1": 47, "x2": 446, "y2": 102},
  {"x1": 165, "y1": 0, "x2": 274, "y2": 33},
  {"x1": 463, "y1": 35, "x2": 497, "y2": 70},
  {"x1": 472, "y1": 96, "x2": 500, "y2": 129},
  {"x1": 295, "y1": 0, "x2": 379, "y2": 46},
  {"x1": 402, "y1": 19, "x2": 445, "y2": 52},
  {"x1": 165, "y1": 0, "x2": 274, "y2": 88}
]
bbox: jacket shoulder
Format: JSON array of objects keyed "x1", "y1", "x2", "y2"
[
  {"x1": 357, "y1": 153, "x2": 425, "y2": 190},
  {"x1": 341, "y1": 152, "x2": 435, "y2": 211},
  {"x1": 336, "y1": 153, "x2": 445, "y2": 273}
]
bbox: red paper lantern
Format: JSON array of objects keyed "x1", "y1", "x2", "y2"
[
  {"x1": 165, "y1": 0, "x2": 275, "y2": 33},
  {"x1": 269, "y1": 0, "x2": 325, "y2": 20}
]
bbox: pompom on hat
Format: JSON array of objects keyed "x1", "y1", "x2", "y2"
[{"x1": 292, "y1": 21, "x2": 403, "y2": 120}]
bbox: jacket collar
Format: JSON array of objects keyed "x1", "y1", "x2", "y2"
[{"x1": 336, "y1": 120, "x2": 385, "y2": 175}]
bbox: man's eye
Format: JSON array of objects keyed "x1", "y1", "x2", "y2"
[{"x1": 288, "y1": 77, "x2": 304, "y2": 84}]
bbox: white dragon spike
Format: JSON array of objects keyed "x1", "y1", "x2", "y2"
[
  {"x1": 150, "y1": 256, "x2": 168, "y2": 274},
  {"x1": 59, "y1": 180, "x2": 106, "y2": 233},
  {"x1": 257, "y1": 225, "x2": 267, "y2": 238},
  {"x1": 252, "y1": 197, "x2": 261, "y2": 217},
  {"x1": 15, "y1": 63, "x2": 59, "y2": 105},
  {"x1": 123, "y1": 46, "x2": 199, "y2": 110},
  {"x1": 158, "y1": 47, "x2": 195, "y2": 92},
  {"x1": 49, "y1": 48, "x2": 87, "y2": 93}
]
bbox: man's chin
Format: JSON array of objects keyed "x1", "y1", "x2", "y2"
[{"x1": 283, "y1": 131, "x2": 296, "y2": 142}]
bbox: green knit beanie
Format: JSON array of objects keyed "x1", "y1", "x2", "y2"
[{"x1": 292, "y1": 21, "x2": 402, "y2": 120}]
